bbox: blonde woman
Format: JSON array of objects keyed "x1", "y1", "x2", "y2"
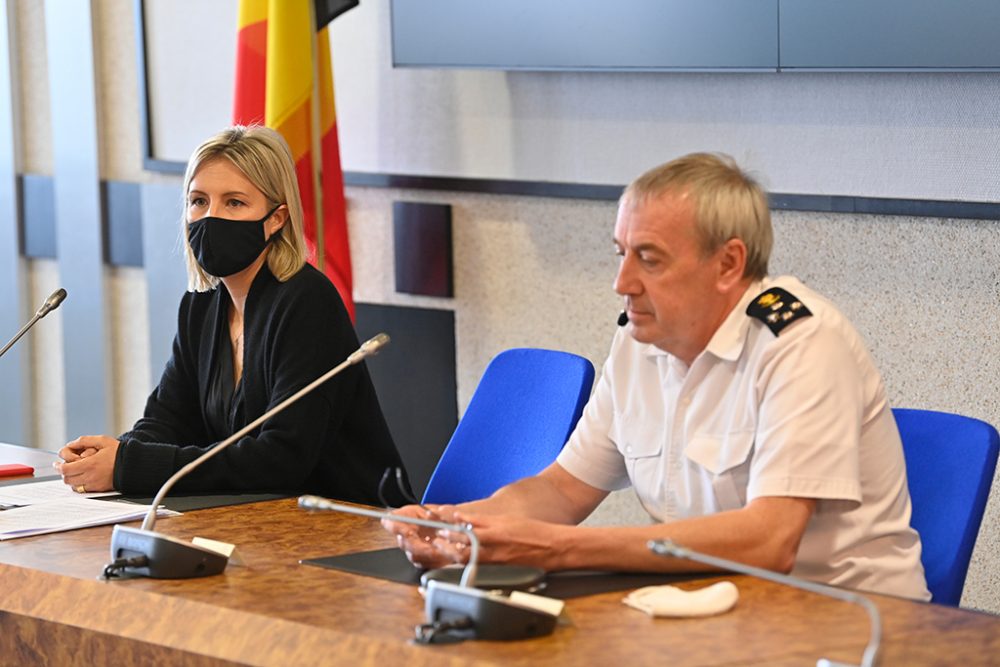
[{"x1": 57, "y1": 126, "x2": 407, "y2": 504}]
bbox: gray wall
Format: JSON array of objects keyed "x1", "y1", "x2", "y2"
[
  {"x1": 4, "y1": 0, "x2": 999, "y2": 613},
  {"x1": 144, "y1": 0, "x2": 1000, "y2": 202}
]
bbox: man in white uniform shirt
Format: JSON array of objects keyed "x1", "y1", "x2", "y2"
[{"x1": 385, "y1": 153, "x2": 929, "y2": 600}]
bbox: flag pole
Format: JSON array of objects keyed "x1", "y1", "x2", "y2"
[{"x1": 309, "y1": 8, "x2": 325, "y2": 271}]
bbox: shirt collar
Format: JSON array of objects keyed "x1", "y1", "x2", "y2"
[
  {"x1": 702, "y1": 280, "x2": 763, "y2": 362},
  {"x1": 637, "y1": 280, "x2": 764, "y2": 361}
]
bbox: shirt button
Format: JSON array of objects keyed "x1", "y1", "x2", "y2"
[{"x1": 625, "y1": 444, "x2": 633, "y2": 454}]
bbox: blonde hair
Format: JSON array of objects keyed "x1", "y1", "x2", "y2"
[
  {"x1": 621, "y1": 153, "x2": 772, "y2": 280},
  {"x1": 181, "y1": 125, "x2": 308, "y2": 291}
]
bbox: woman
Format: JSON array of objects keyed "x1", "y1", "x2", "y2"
[{"x1": 56, "y1": 126, "x2": 408, "y2": 504}]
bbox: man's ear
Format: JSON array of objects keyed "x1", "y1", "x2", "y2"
[{"x1": 716, "y1": 238, "x2": 748, "y2": 291}]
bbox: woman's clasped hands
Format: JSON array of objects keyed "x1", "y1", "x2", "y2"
[{"x1": 54, "y1": 435, "x2": 119, "y2": 493}]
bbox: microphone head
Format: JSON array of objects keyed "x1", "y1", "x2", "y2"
[
  {"x1": 360, "y1": 332, "x2": 390, "y2": 356},
  {"x1": 617, "y1": 311, "x2": 628, "y2": 327},
  {"x1": 37, "y1": 288, "x2": 68, "y2": 317},
  {"x1": 50, "y1": 288, "x2": 68, "y2": 306},
  {"x1": 346, "y1": 334, "x2": 390, "y2": 364},
  {"x1": 367, "y1": 332, "x2": 390, "y2": 350},
  {"x1": 299, "y1": 495, "x2": 325, "y2": 511}
]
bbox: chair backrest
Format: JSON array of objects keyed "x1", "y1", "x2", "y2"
[
  {"x1": 892, "y1": 407, "x2": 999, "y2": 606},
  {"x1": 422, "y1": 348, "x2": 595, "y2": 505}
]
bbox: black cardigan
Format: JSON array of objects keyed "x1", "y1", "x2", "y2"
[{"x1": 114, "y1": 264, "x2": 407, "y2": 505}]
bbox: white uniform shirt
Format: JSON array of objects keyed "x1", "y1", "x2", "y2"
[{"x1": 558, "y1": 276, "x2": 929, "y2": 600}]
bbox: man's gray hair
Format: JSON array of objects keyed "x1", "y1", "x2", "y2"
[{"x1": 621, "y1": 153, "x2": 772, "y2": 280}]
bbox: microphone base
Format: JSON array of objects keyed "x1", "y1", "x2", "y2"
[
  {"x1": 424, "y1": 581, "x2": 557, "y2": 641},
  {"x1": 421, "y1": 564, "x2": 546, "y2": 594},
  {"x1": 110, "y1": 525, "x2": 229, "y2": 579}
]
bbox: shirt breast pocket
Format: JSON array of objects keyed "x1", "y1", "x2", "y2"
[
  {"x1": 610, "y1": 416, "x2": 664, "y2": 486},
  {"x1": 683, "y1": 431, "x2": 754, "y2": 510}
]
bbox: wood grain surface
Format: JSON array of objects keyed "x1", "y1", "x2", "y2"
[{"x1": 1, "y1": 443, "x2": 998, "y2": 665}]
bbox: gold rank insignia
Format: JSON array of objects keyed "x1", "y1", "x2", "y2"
[
  {"x1": 756, "y1": 292, "x2": 780, "y2": 308},
  {"x1": 746, "y1": 287, "x2": 812, "y2": 336}
]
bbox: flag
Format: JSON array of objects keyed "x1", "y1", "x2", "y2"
[{"x1": 233, "y1": 0, "x2": 357, "y2": 320}]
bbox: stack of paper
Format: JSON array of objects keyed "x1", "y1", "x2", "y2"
[
  {"x1": 0, "y1": 479, "x2": 120, "y2": 506},
  {"x1": 0, "y1": 480, "x2": 176, "y2": 540}
]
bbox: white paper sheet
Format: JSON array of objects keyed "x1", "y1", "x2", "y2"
[
  {"x1": 0, "y1": 496, "x2": 177, "y2": 540},
  {"x1": 0, "y1": 479, "x2": 119, "y2": 507}
]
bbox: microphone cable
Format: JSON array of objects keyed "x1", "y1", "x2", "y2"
[
  {"x1": 414, "y1": 616, "x2": 475, "y2": 644},
  {"x1": 102, "y1": 555, "x2": 150, "y2": 579}
]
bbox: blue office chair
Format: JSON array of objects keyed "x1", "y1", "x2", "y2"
[
  {"x1": 421, "y1": 348, "x2": 595, "y2": 505},
  {"x1": 892, "y1": 408, "x2": 999, "y2": 606}
]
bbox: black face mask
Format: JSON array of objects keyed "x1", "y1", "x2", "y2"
[{"x1": 187, "y1": 205, "x2": 281, "y2": 278}]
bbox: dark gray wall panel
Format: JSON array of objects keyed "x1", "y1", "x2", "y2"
[
  {"x1": 21, "y1": 175, "x2": 151, "y2": 265},
  {"x1": 355, "y1": 303, "x2": 457, "y2": 498},
  {"x1": 139, "y1": 182, "x2": 186, "y2": 386},
  {"x1": 20, "y1": 175, "x2": 56, "y2": 259},
  {"x1": 393, "y1": 201, "x2": 453, "y2": 298},
  {"x1": 0, "y1": 2, "x2": 30, "y2": 446},
  {"x1": 391, "y1": 0, "x2": 778, "y2": 70},
  {"x1": 780, "y1": 0, "x2": 1000, "y2": 69},
  {"x1": 103, "y1": 180, "x2": 143, "y2": 268},
  {"x1": 46, "y1": 0, "x2": 112, "y2": 437}
]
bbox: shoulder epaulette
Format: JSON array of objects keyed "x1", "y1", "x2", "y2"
[{"x1": 746, "y1": 287, "x2": 812, "y2": 336}]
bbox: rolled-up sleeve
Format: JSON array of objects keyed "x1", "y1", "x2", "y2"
[{"x1": 557, "y1": 335, "x2": 631, "y2": 492}]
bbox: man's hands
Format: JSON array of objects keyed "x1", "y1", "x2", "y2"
[
  {"x1": 55, "y1": 435, "x2": 120, "y2": 493},
  {"x1": 381, "y1": 504, "x2": 566, "y2": 570},
  {"x1": 381, "y1": 504, "x2": 461, "y2": 569},
  {"x1": 379, "y1": 464, "x2": 605, "y2": 571}
]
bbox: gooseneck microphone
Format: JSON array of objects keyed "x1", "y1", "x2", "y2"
[
  {"x1": 299, "y1": 497, "x2": 481, "y2": 587},
  {"x1": 298, "y1": 496, "x2": 559, "y2": 642},
  {"x1": 0, "y1": 288, "x2": 67, "y2": 359},
  {"x1": 649, "y1": 540, "x2": 881, "y2": 667},
  {"x1": 105, "y1": 333, "x2": 391, "y2": 579}
]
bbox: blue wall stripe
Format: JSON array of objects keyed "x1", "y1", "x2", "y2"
[
  {"x1": 342, "y1": 171, "x2": 625, "y2": 201},
  {"x1": 127, "y1": 166, "x2": 1000, "y2": 223},
  {"x1": 769, "y1": 193, "x2": 1000, "y2": 221},
  {"x1": 20, "y1": 174, "x2": 56, "y2": 259},
  {"x1": 139, "y1": 182, "x2": 187, "y2": 381},
  {"x1": 0, "y1": 2, "x2": 30, "y2": 446},
  {"x1": 45, "y1": 0, "x2": 112, "y2": 438},
  {"x1": 15, "y1": 172, "x2": 1000, "y2": 282},
  {"x1": 20, "y1": 175, "x2": 148, "y2": 265},
  {"x1": 103, "y1": 180, "x2": 143, "y2": 267},
  {"x1": 345, "y1": 172, "x2": 1000, "y2": 221}
]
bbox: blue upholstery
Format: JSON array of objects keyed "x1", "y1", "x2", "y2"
[
  {"x1": 422, "y1": 348, "x2": 595, "y2": 505},
  {"x1": 893, "y1": 408, "x2": 999, "y2": 606}
]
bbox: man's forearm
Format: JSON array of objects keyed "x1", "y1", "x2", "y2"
[
  {"x1": 549, "y1": 496, "x2": 814, "y2": 573},
  {"x1": 457, "y1": 474, "x2": 590, "y2": 524}
]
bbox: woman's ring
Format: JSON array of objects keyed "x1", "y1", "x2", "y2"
[{"x1": 74, "y1": 485, "x2": 86, "y2": 493}]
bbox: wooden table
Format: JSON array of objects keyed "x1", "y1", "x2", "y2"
[{"x1": 2, "y1": 444, "x2": 999, "y2": 666}]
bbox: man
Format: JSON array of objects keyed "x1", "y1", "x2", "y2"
[{"x1": 385, "y1": 153, "x2": 929, "y2": 600}]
